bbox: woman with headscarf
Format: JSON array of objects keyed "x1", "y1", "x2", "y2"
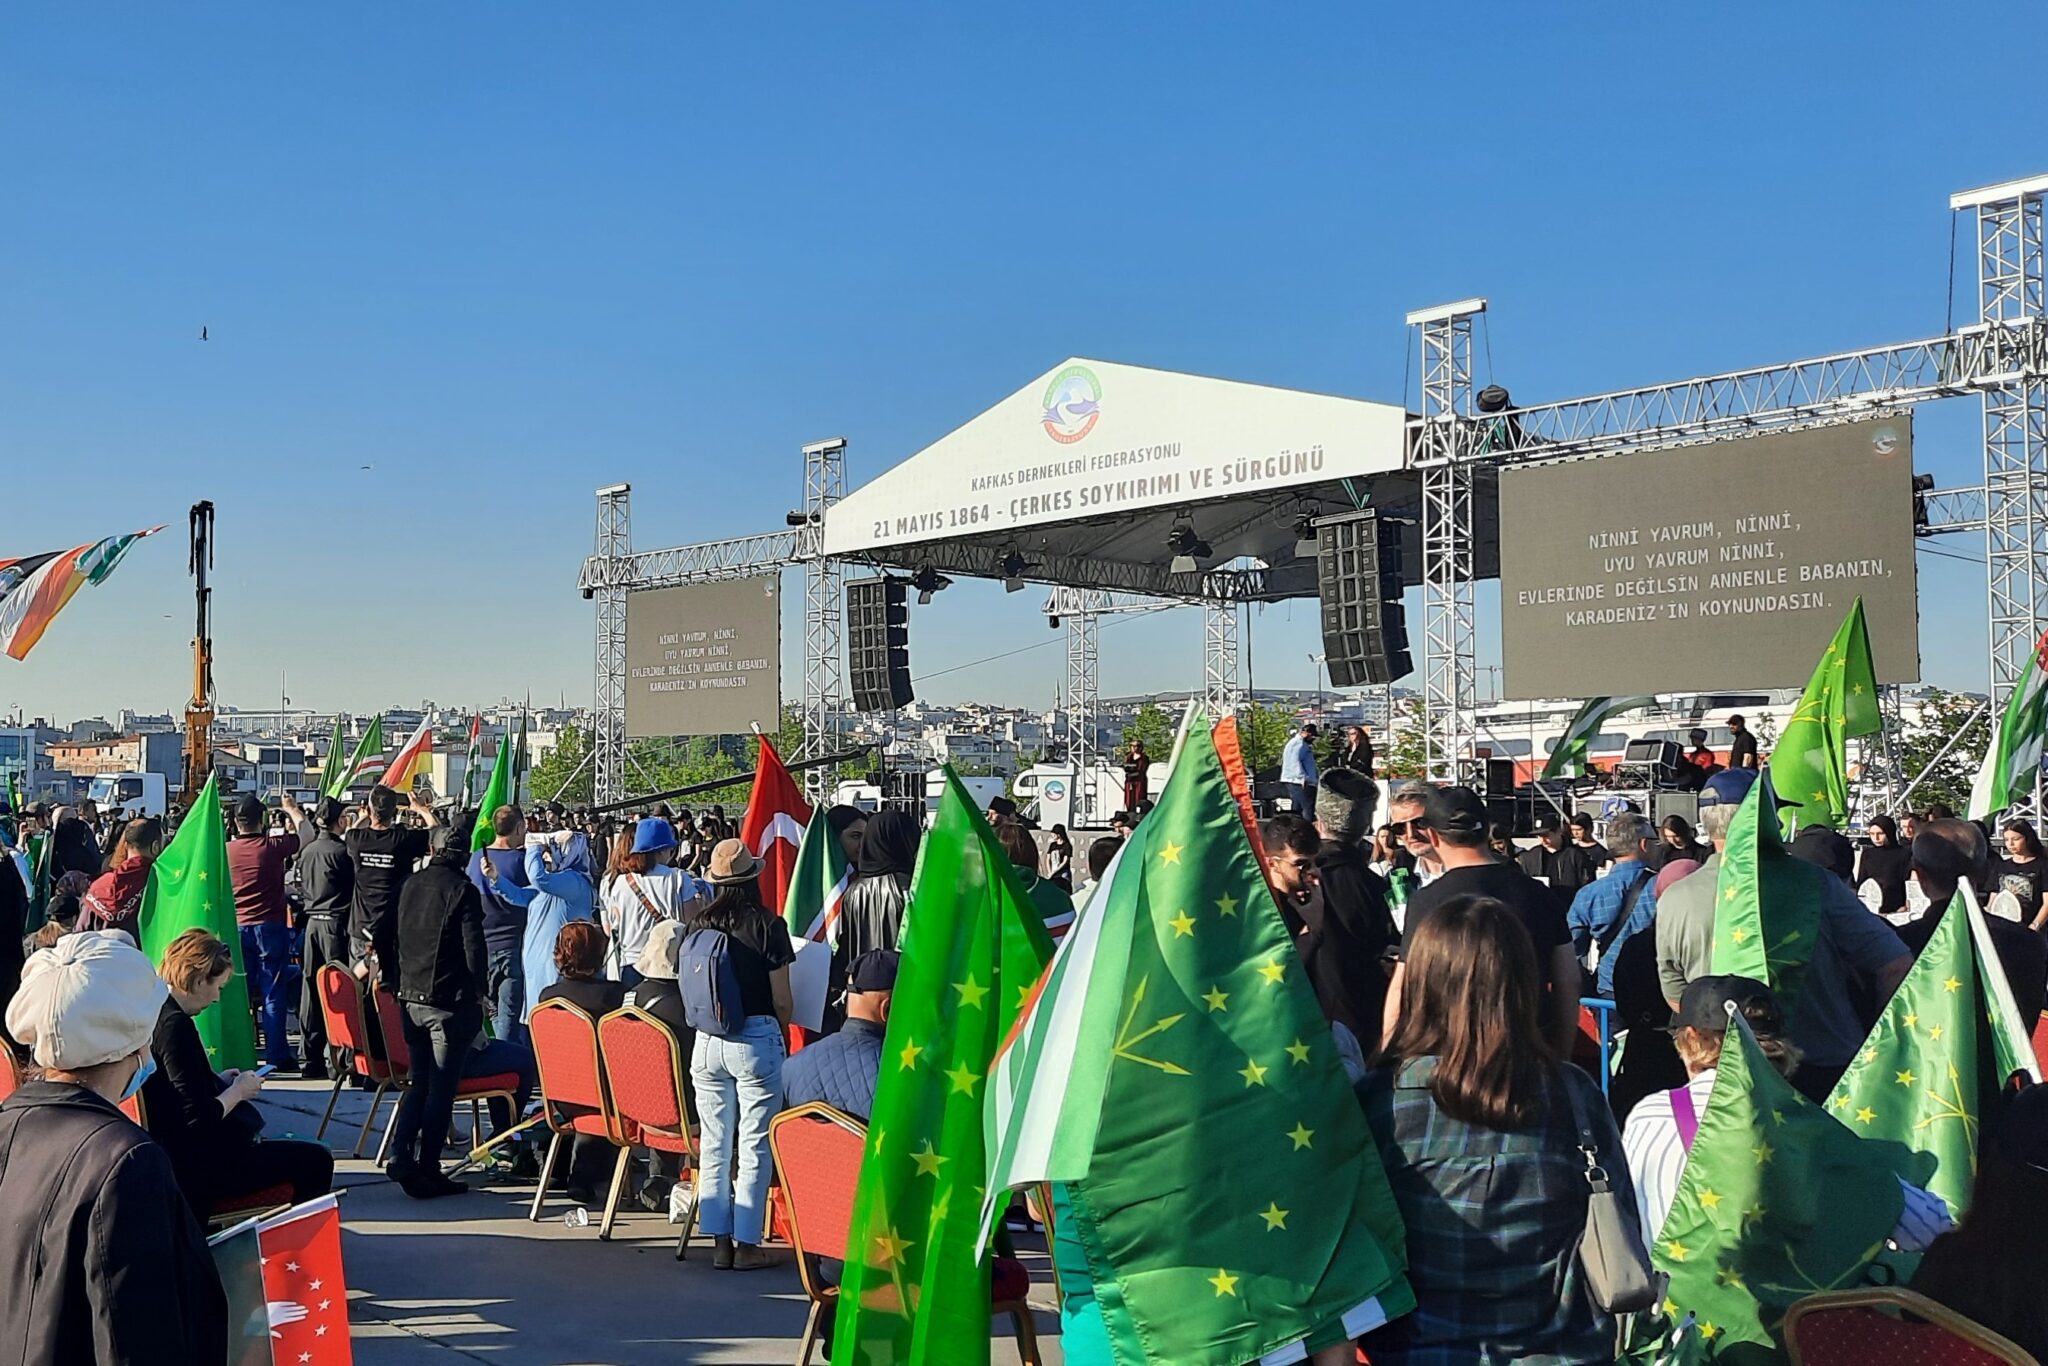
[
  {"x1": 838, "y1": 811, "x2": 918, "y2": 964},
  {"x1": 519, "y1": 829, "x2": 597, "y2": 1019},
  {"x1": 45, "y1": 808, "x2": 103, "y2": 886},
  {"x1": 1854, "y1": 815, "x2": 1911, "y2": 916}
]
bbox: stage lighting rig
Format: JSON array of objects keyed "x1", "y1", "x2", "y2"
[
  {"x1": 1000, "y1": 550, "x2": 1036, "y2": 592},
  {"x1": 911, "y1": 565, "x2": 952, "y2": 604},
  {"x1": 1166, "y1": 522, "x2": 1212, "y2": 574}
]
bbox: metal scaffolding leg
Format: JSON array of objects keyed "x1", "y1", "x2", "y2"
[
  {"x1": 799, "y1": 440, "x2": 848, "y2": 801},
  {"x1": 591, "y1": 484, "x2": 632, "y2": 805},
  {"x1": 1065, "y1": 607, "x2": 1099, "y2": 825},
  {"x1": 1963, "y1": 180, "x2": 2048, "y2": 818},
  {"x1": 1203, "y1": 600, "x2": 1241, "y2": 716},
  {"x1": 1409, "y1": 300, "x2": 1485, "y2": 784}
]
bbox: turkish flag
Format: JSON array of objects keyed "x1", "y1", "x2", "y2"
[
  {"x1": 258, "y1": 1195, "x2": 352, "y2": 1365},
  {"x1": 740, "y1": 735, "x2": 811, "y2": 918}
]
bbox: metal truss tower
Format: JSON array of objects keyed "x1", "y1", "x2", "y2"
[
  {"x1": 1203, "y1": 600, "x2": 1242, "y2": 716},
  {"x1": 1408, "y1": 299, "x2": 1485, "y2": 783},
  {"x1": 799, "y1": 439, "x2": 848, "y2": 800},
  {"x1": 591, "y1": 483, "x2": 632, "y2": 804},
  {"x1": 1062, "y1": 593, "x2": 1102, "y2": 824},
  {"x1": 1958, "y1": 176, "x2": 2048, "y2": 725}
]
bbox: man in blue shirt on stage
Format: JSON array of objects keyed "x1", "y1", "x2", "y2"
[{"x1": 1281, "y1": 722, "x2": 1319, "y2": 816}]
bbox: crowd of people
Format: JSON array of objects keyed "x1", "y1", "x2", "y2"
[{"x1": 2, "y1": 733, "x2": 2045, "y2": 1363}]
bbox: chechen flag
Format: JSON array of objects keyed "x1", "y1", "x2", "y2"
[
  {"x1": 740, "y1": 735, "x2": 811, "y2": 918},
  {"x1": 258, "y1": 1194, "x2": 352, "y2": 1364}
]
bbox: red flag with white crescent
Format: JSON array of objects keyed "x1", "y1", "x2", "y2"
[
  {"x1": 740, "y1": 735, "x2": 811, "y2": 918},
  {"x1": 257, "y1": 1195, "x2": 352, "y2": 1365}
]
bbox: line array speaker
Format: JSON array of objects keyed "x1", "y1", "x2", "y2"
[
  {"x1": 847, "y1": 578, "x2": 913, "y2": 712},
  {"x1": 1316, "y1": 509, "x2": 1413, "y2": 687}
]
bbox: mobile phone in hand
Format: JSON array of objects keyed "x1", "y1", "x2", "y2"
[{"x1": 253, "y1": 1064, "x2": 277, "y2": 1079}]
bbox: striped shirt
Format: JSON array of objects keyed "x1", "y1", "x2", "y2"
[{"x1": 1623, "y1": 1069, "x2": 1954, "y2": 1250}]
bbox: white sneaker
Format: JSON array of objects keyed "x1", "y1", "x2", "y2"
[{"x1": 669, "y1": 1182, "x2": 696, "y2": 1226}]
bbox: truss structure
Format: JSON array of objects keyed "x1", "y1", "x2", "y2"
[
  {"x1": 798, "y1": 440, "x2": 847, "y2": 800},
  {"x1": 1409, "y1": 299, "x2": 1483, "y2": 783},
  {"x1": 1203, "y1": 601, "x2": 1242, "y2": 716},
  {"x1": 590, "y1": 485, "x2": 632, "y2": 804}
]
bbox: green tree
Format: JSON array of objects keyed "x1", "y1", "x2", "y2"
[
  {"x1": 1381, "y1": 696, "x2": 1430, "y2": 780},
  {"x1": 1236, "y1": 700, "x2": 1297, "y2": 776},
  {"x1": 529, "y1": 724, "x2": 594, "y2": 806},
  {"x1": 1859, "y1": 687, "x2": 1989, "y2": 817},
  {"x1": 1122, "y1": 701, "x2": 1174, "y2": 759}
]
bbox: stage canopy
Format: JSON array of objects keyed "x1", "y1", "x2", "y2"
[{"x1": 821, "y1": 358, "x2": 1432, "y2": 600}]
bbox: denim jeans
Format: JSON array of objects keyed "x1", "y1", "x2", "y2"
[
  {"x1": 465, "y1": 1036, "x2": 536, "y2": 1136},
  {"x1": 690, "y1": 1015, "x2": 785, "y2": 1245},
  {"x1": 390, "y1": 1002, "x2": 482, "y2": 1176},
  {"x1": 486, "y1": 949, "x2": 527, "y2": 1047},
  {"x1": 240, "y1": 921, "x2": 297, "y2": 1068}
]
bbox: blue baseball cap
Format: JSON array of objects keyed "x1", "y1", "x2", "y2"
[
  {"x1": 1698, "y1": 768, "x2": 1759, "y2": 808},
  {"x1": 630, "y1": 817, "x2": 678, "y2": 855}
]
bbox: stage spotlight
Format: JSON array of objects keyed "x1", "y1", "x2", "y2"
[
  {"x1": 785, "y1": 510, "x2": 811, "y2": 527},
  {"x1": 1475, "y1": 384, "x2": 1513, "y2": 413},
  {"x1": 911, "y1": 565, "x2": 952, "y2": 605},
  {"x1": 1292, "y1": 508, "x2": 1321, "y2": 558},
  {"x1": 1000, "y1": 550, "x2": 1034, "y2": 592},
  {"x1": 1047, "y1": 614, "x2": 1062, "y2": 629},
  {"x1": 1166, "y1": 523, "x2": 1212, "y2": 574}
]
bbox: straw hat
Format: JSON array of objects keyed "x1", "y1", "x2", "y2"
[{"x1": 706, "y1": 838, "x2": 760, "y2": 884}]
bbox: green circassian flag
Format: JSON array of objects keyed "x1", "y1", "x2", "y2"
[
  {"x1": 1825, "y1": 882, "x2": 2044, "y2": 1217},
  {"x1": 314, "y1": 715, "x2": 349, "y2": 803},
  {"x1": 983, "y1": 722, "x2": 1412, "y2": 1365},
  {"x1": 138, "y1": 773, "x2": 257, "y2": 1069},
  {"x1": 1968, "y1": 629, "x2": 2048, "y2": 820},
  {"x1": 782, "y1": 805, "x2": 853, "y2": 948},
  {"x1": 1768, "y1": 598, "x2": 1880, "y2": 835},
  {"x1": 324, "y1": 714, "x2": 384, "y2": 799},
  {"x1": 1542, "y1": 695, "x2": 1656, "y2": 780},
  {"x1": 1655, "y1": 1008, "x2": 1902, "y2": 1356},
  {"x1": 470, "y1": 739, "x2": 513, "y2": 853},
  {"x1": 832, "y1": 768, "x2": 1054, "y2": 1366},
  {"x1": 1711, "y1": 765, "x2": 1823, "y2": 1018}
]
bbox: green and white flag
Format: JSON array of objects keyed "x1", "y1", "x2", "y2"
[
  {"x1": 324, "y1": 714, "x2": 385, "y2": 798},
  {"x1": 782, "y1": 806, "x2": 852, "y2": 946},
  {"x1": 314, "y1": 715, "x2": 349, "y2": 802},
  {"x1": 1823, "y1": 879, "x2": 2039, "y2": 1216},
  {"x1": 1968, "y1": 630, "x2": 2048, "y2": 820},
  {"x1": 1542, "y1": 695, "x2": 1655, "y2": 779},
  {"x1": 1712, "y1": 765, "x2": 1823, "y2": 1018},
  {"x1": 138, "y1": 774, "x2": 258, "y2": 1069},
  {"x1": 983, "y1": 722, "x2": 1412, "y2": 1365},
  {"x1": 470, "y1": 740, "x2": 513, "y2": 853},
  {"x1": 1769, "y1": 598, "x2": 1880, "y2": 835}
]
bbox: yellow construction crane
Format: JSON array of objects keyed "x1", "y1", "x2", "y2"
[{"x1": 181, "y1": 500, "x2": 215, "y2": 805}]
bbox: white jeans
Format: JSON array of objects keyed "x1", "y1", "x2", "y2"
[{"x1": 689, "y1": 1015, "x2": 785, "y2": 1245}]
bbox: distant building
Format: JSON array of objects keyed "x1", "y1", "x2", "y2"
[{"x1": 46, "y1": 732, "x2": 186, "y2": 784}]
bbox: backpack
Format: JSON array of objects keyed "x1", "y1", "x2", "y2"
[{"x1": 678, "y1": 925, "x2": 745, "y2": 1037}]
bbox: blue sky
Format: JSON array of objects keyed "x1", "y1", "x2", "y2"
[{"x1": 2, "y1": 5, "x2": 2042, "y2": 724}]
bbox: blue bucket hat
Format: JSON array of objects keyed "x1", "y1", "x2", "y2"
[{"x1": 630, "y1": 817, "x2": 678, "y2": 856}]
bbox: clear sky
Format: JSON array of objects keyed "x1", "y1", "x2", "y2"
[{"x1": 3, "y1": 5, "x2": 2043, "y2": 724}]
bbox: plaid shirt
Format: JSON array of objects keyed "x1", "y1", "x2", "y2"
[{"x1": 1357, "y1": 1057, "x2": 1635, "y2": 1365}]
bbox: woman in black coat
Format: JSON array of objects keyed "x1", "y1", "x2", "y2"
[{"x1": 142, "y1": 929, "x2": 333, "y2": 1214}]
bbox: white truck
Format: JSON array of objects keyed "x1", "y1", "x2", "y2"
[
  {"x1": 1013, "y1": 760, "x2": 1167, "y2": 829},
  {"x1": 831, "y1": 771, "x2": 1009, "y2": 824},
  {"x1": 86, "y1": 771, "x2": 170, "y2": 821}
]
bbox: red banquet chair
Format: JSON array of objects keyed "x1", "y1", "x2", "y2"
[
  {"x1": 528, "y1": 998, "x2": 631, "y2": 1231},
  {"x1": 597, "y1": 1005, "x2": 700, "y2": 1251},
  {"x1": 370, "y1": 988, "x2": 522, "y2": 1168},
  {"x1": 769, "y1": 1102, "x2": 1041, "y2": 1366},
  {"x1": 1784, "y1": 1288, "x2": 2038, "y2": 1366},
  {"x1": 121, "y1": 1091, "x2": 292, "y2": 1229},
  {"x1": 313, "y1": 965, "x2": 401, "y2": 1155}
]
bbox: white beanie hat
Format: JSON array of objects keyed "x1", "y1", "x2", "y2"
[{"x1": 5, "y1": 930, "x2": 167, "y2": 1070}]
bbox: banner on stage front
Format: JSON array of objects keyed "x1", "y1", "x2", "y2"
[
  {"x1": 1498, "y1": 417, "x2": 1921, "y2": 699},
  {"x1": 624, "y1": 577, "x2": 781, "y2": 737}
]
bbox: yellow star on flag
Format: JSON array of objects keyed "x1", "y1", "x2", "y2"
[
  {"x1": 1239, "y1": 1060, "x2": 1268, "y2": 1087},
  {"x1": 1208, "y1": 1269, "x2": 1239, "y2": 1297},
  {"x1": 1287, "y1": 1122, "x2": 1314, "y2": 1150},
  {"x1": 1202, "y1": 986, "x2": 1229, "y2": 1012},
  {"x1": 1942, "y1": 976, "x2": 1963, "y2": 993},
  {"x1": 1699, "y1": 1189, "x2": 1723, "y2": 1209},
  {"x1": 1285, "y1": 1039, "x2": 1311, "y2": 1065},
  {"x1": 1929, "y1": 1025, "x2": 1944, "y2": 1041},
  {"x1": 1895, "y1": 1069, "x2": 1916, "y2": 1087},
  {"x1": 954, "y1": 976, "x2": 989, "y2": 1009},
  {"x1": 945, "y1": 1062, "x2": 980, "y2": 1095},
  {"x1": 872, "y1": 1226, "x2": 914, "y2": 1267},
  {"x1": 1169, "y1": 910, "x2": 1197, "y2": 938},
  {"x1": 1664, "y1": 1238, "x2": 1690, "y2": 1262},
  {"x1": 910, "y1": 1141, "x2": 947, "y2": 1177},
  {"x1": 1856, "y1": 1106, "x2": 1877, "y2": 1125},
  {"x1": 1215, "y1": 893, "x2": 1238, "y2": 917},
  {"x1": 1904, "y1": 1013, "x2": 1918, "y2": 1028},
  {"x1": 1159, "y1": 841, "x2": 1184, "y2": 865},
  {"x1": 1259, "y1": 1203, "x2": 1288, "y2": 1231},
  {"x1": 1723, "y1": 886, "x2": 1738, "y2": 902},
  {"x1": 1729, "y1": 927, "x2": 1749, "y2": 943},
  {"x1": 1752, "y1": 1141, "x2": 1774, "y2": 1165},
  {"x1": 898, "y1": 1041, "x2": 922, "y2": 1070},
  {"x1": 1256, "y1": 960, "x2": 1286, "y2": 985},
  {"x1": 1745, "y1": 1201, "x2": 1767, "y2": 1221},
  {"x1": 1831, "y1": 1095, "x2": 1850, "y2": 1110}
]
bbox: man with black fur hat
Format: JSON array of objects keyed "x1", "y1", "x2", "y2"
[
  {"x1": 1292, "y1": 770, "x2": 1399, "y2": 1050},
  {"x1": 295, "y1": 796, "x2": 355, "y2": 1078}
]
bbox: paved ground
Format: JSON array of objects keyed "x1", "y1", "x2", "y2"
[{"x1": 258, "y1": 1077, "x2": 1062, "y2": 1366}]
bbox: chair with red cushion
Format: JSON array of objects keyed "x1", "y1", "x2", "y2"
[
  {"x1": 528, "y1": 998, "x2": 630, "y2": 1227},
  {"x1": 0, "y1": 1045, "x2": 18, "y2": 1103},
  {"x1": 313, "y1": 965, "x2": 399, "y2": 1153},
  {"x1": 1785, "y1": 1288, "x2": 2038, "y2": 1366},
  {"x1": 769, "y1": 1102, "x2": 1042, "y2": 1366},
  {"x1": 597, "y1": 1005, "x2": 699, "y2": 1252},
  {"x1": 369, "y1": 988, "x2": 522, "y2": 1168}
]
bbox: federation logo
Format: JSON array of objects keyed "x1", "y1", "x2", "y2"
[
  {"x1": 1043, "y1": 778, "x2": 1067, "y2": 802},
  {"x1": 1040, "y1": 364, "x2": 1102, "y2": 444},
  {"x1": 1870, "y1": 425, "x2": 1901, "y2": 457}
]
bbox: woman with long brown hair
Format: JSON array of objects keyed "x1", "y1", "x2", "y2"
[{"x1": 1358, "y1": 893, "x2": 1636, "y2": 1365}]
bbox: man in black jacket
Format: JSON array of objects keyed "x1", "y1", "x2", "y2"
[
  {"x1": 1271, "y1": 772, "x2": 1400, "y2": 1053},
  {"x1": 387, "y1": 814, "x2": 490, "y2": 1199},
  {"x1": 295, "y1": 797, "x2": 355, "y2": 1079},
  {"x1": 1519, "y1": 813, "x2": 1595, "y2": 898}
]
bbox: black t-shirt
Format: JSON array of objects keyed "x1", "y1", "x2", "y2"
[
  {"x1": 1399, "y1": 861, "x2": 1573, "y2": 998},
  {"x1": 695, "y1": 906, "x2": 796, "y2": 1020},
  {"x1": 347, "y1": 826, "x2": 432, "y2": 957},
  {"x1": 1728, "y1": 729, "x2": 1759, "y2": 769},
  {"x1": 1993, "y1": 856, "x2": 2048, "y2": 922}
]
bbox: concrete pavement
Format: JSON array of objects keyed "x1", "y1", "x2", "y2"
[{"x1": 256, "y1": 1076, "x2": 1060, "y2": 1365}]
